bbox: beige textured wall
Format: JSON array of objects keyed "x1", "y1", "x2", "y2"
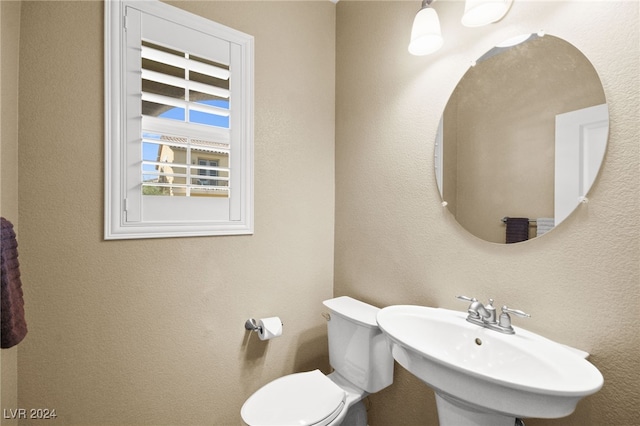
[
  {"x1": 1, "y1": 1, "x2": 21, "y2": 424},
  {"x1": 17, "y1": 1, "x2": 334, "y2": 424},
  {"x1": 336, "y1": 1, "x2": 638, "y2": 426}
]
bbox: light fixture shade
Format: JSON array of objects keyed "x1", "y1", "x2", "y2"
[
  {"x1": 461, "y1": 0, "x2": 513, "y2": 27},
  {"x1": 408, "y1": 7, "x2": 443, "y2": 56}
]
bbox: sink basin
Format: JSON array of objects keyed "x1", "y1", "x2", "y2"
[{"x1": 376, "y1": 305, "x2": 603, "y2": 426}]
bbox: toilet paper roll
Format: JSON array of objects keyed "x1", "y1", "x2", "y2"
[{"x1": 257, "y1": 317, "x2": 283, "y2": 341}]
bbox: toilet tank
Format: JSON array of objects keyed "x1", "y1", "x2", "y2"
[{"x1": 322, "y1": 296, "x2": 393, "y2": 393}]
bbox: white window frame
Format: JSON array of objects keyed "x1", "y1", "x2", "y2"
[{"x1": 105, "y1": 0, "x2": 254, "y2": 239}]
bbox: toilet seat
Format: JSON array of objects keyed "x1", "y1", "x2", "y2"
[{"x1": 241, "y1": 369, "x2": 346, "y2": 426}]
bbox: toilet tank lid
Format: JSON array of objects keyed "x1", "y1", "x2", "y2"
[{"x1": 322, "y1": 296, "x2": 380, "y2": 327}]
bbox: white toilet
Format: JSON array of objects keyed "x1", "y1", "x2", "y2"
[{"x1": 241, "y1": 296, "x2": 394, "y2": 426}]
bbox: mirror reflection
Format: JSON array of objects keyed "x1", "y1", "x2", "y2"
[{"x1": 435, "y1": 34, "x2": 608, "y2": 244}]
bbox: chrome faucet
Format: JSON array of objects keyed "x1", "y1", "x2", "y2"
[
  {"x1": 461, "y1": 296, "x2": 496, "y2": 326},
  {"x1": 456, "y1": 296, "x2": 529, "y2": 334}
]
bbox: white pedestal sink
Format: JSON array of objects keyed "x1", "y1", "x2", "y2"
[{"x1": 376, "y1": 305, "x2": 603, "y2": 426}]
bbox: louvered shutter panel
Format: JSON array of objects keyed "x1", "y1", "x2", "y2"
[
  {"x1": 105, "y1": 0, "x2": 253, "y2": 239},
  {"x1": 125, "y1": 7, "x2": 238, "y2": 223}
]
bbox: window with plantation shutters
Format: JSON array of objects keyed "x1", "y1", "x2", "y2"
[{"x1": 105, "y1": 0, "x2": 254, "y2": 239}]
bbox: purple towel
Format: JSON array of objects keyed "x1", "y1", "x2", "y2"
[
  {"x1": 1, "y1": 217, "x2": 27, "y2": 348},
  {"x1": 505, "y1": 217, "x2": 530, "y2": 244}
]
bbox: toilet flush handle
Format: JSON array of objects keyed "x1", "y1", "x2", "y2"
[{"x1": 321, "y1": 312, "x2": 331, "y2": 321}]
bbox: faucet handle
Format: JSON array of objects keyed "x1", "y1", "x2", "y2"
[
  {"x1": 456, "y1": 295, "x2": 477, "y2": 303},
  {"x1": 496, "y1": 306, "x2": 530, "y2": 334},
  {"x1": 501, "y1": 306, "x2": 530, "y2": 318}
]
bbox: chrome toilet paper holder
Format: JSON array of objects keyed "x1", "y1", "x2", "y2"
[{"x1": 244, "y1": 318, "x2": 262, "y2": 333}]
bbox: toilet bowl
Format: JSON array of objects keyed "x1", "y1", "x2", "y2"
[
  {"x1": 241, "y1": 370, "x2": 365, "y2": 426},
  {"x1": 241, "y1": 296, "x2": 394, "y2": 426}
]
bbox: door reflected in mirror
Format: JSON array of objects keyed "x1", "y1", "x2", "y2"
[{"x1": 435, "y1": 34, "x2": 608, "y2": 244}]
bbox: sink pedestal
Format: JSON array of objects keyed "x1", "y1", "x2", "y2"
[{"x1": 435, "y1": 393, "x2": 516, "y2": 426}]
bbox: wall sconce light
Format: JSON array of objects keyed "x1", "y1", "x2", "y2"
[
  {"x1": 408, "y1": 0, "x2": 444, "y2": 56},
  {"x1": 461, "y1": 0, "x2": 513, "y2": 27},
  {"x1": 409, "y1": 0, "x2": 514, "y2": 56}
]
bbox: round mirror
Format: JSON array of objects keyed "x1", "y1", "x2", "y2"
[{"x1": 435, "y1": 34, "x2": 608, "y2": 244}]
